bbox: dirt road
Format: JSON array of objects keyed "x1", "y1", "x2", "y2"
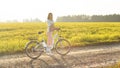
[{"x1": 0, "y1": 43, "x2": 120, "y2": 68}]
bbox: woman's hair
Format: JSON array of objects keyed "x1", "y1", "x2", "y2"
[{"x1": 47, "y1": 13, "x2": 53, "y2": 20}]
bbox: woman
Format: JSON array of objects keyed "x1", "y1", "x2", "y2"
[{"x1": 46, "y1": 13, "x2": 60, "y2": 54}]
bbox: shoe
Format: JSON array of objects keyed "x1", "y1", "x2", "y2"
[{"x1": 45, "y1": 47, "x2": 53, "y2": 55}]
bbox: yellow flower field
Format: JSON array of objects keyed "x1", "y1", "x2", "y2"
[{"x1": 0, "y1": 22, "x2": 120, "y2": 54}]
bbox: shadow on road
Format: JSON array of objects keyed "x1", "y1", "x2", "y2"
[
  {"x1": 29, "y1": 54, "x2": 80, "y2": 68},
  {"x1": 29, "y1": 58, "x2": 49, "y2": 68}
]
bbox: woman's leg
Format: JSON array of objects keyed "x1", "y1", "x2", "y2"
[
  {"x1": 46, "y1": 32, "x2": 53, "y2": 54},
  {"x1": 47, "y1": 32, "x2": 53, "y2": 47}
]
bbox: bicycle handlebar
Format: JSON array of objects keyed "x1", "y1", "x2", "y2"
[{"x1": 56, "y1": 28, "x2": 61, "y2": 31}]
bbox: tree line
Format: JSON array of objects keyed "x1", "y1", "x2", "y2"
[{"x1": 56, "y1": 14, "x2": 120, "y2": 22}]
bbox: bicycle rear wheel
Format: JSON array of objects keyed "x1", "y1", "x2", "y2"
[
  {"x1": 25, "y1": 40, "x2": 44, "y2": 59},
  {"x1": 55, "y1": 39, "x2": 71, "y2": 56}
]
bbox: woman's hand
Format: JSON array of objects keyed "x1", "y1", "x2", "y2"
[{"x1": 56, "y1": 28, "x2": 60, "y2": 31}]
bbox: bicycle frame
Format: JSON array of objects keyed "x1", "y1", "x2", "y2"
[
  {"x1": 52, "y1": 32, "x2": 60, "y2": 46},
  {"x1": 40, "y1": 31, "x2": 61, "y2": 48}
]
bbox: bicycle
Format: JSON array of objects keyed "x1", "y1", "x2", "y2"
[{"x1": 25, "y1": 30, "x2": 71, "y2": 59}]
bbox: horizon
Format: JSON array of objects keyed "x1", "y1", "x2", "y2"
[{"x1": 0, "y1": 0, "x2": 120, "y2": 22}]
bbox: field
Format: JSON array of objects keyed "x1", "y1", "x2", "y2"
[{"x1": 0, "y1": 22, "x2": 120, "y2": 54}]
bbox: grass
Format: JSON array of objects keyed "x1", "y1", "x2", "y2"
[
  {"x1": 106, "y1": 62, "x2": 120, "y2": 68},
  {"x1": 0, "y1": 22, "x2": 120, "y2": 54}
]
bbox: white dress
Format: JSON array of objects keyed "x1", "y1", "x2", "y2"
[{"x1": 47, "y1": 20, "x2": 54, "y2": 32}]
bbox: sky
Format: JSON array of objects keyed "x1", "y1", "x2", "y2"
[{"x1": 0, "y1": 0, "x2": 120, "y2": 22}]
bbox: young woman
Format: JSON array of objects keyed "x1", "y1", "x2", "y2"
[{"x1": 46, "y1": 13, "x2": 60, "y2": 54}]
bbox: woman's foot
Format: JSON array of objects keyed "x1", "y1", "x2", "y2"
[{"x1": 45, "y1": 46, "x2": 53, "y2": 55}]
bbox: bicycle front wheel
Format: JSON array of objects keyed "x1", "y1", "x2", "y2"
[
  {"x1": 25, "y1": 40, "x2": 44, "y2": 59},
  {"x1": 55, "y1": 39, "x2": 71, "y2": 56}
]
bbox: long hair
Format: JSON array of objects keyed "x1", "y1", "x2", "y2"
[{"x1": 47, "y1": 13, "x2": 53, "y2": 21}]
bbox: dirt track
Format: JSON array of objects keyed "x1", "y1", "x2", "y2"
[{"x1": 0, "y1": 43, "x2": 120, "y2": 68}]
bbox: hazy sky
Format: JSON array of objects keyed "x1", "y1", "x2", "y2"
[{"x1": 0, "y1": 0, "x2": 120, "y2": 22}]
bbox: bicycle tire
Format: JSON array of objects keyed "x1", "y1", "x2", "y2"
[
  {"x1": 55, "y1": 39, "x2": 71, "y2": 56},
  {"x1": 25, "y1": 40, "x2": 43, "y2": 59}
]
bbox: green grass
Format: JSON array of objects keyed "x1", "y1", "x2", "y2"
[{"x1": 0, "y1": 22, "x2": 120, "y2": 54}]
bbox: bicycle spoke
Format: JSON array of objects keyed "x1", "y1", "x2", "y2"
[
  {"x1": 25, "y1": 41, "x2": 43, "y2": 59},
  {"x1": 55, "y1": 39, "x2": 71, "y2": 56}
]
